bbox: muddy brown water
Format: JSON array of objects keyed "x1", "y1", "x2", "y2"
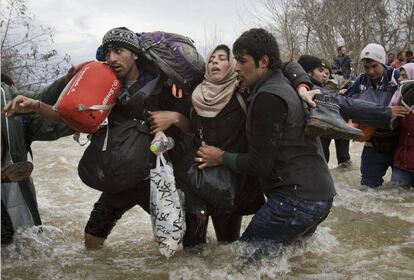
[{"x1": 2, "y1": 137, "x2": 413, "y2": 279}]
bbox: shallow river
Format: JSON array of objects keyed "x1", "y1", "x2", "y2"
[{"x1": 2, "y1": 137, "x2": 414, "y2": 279}]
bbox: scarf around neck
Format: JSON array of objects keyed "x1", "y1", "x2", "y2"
[
  {"x1": 390, "y1": 63, "x2": 414, "y2": 106},
  {"x1": 192, "y1": 50, "x2": 238, "y2": 118}
]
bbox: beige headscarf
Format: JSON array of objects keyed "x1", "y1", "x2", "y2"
[{"x1": 192, "y1": 48, "x2": 238, "y2": 118}]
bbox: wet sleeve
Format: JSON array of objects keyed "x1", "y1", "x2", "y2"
[
  {"x1": 335, "y1": 95, "x2": 391, "y2": 128},
  {"x1": 345, "y1": 75, "x2": 362, "y2": 97},
  {"x1": 282, "y1": 62, "x2": 313, "y2": 90},
  {"x1": 21, "y1": 77, "x2": 67, "y2": 105},
  {"x1": 24, "y1": 114, "x2": 74, "y2": 142},
  {"x1": 222, "y1": 93, "x2": 288, "y2": 177}
]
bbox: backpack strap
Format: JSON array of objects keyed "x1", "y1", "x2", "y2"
[
  {"x1": 1, "y1": 87, "x2": 14, "y2": 164},
  {"x1": 236, "y1": 92, "x2": 247, "y2": 114},
  {"x1": 77, "y1": 104, "x2": 115, "y2": 111}
]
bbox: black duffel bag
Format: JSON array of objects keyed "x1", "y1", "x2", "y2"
[
  {"x1": 186, "y1": 163, "x2": 239, "y2": 209},
  {"x1": 78, "y1": 119, "x2": 153, "y2": 193}
]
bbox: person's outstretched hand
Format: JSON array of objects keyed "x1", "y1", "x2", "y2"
[
  {"x1": 391, "y1": 105, "x2": 410, "y2": 118},
  {"x1": 2, "y1": 95, "x2": 39, "y2": 117},
  {"x1": 297, "y1": 87, "x2": 321, "y2": 108}
]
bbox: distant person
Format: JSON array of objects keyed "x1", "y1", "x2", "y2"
[
  {"x1": 391, "y1": 51, "x2": 406, "y2": 69},
  {"x1": 297, "y1": 55, "x2": 407, "y2": 169},
  {"x1": 346, "y1": 43, "x2": 409, "y2": 187},
  {"x1": 389, "y1": 63, "x2": 414, "y2": 188},
  {"x1": 405, "y1": 50, "x2": 414, "y2": 63},
  {"x1": 387, "y1": 52, "x2": 395, "y2": 66},
  {"x1": 332, "y1": 46, "x2": 352, "y2": 80}
]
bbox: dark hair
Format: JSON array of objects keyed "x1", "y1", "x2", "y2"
[
  {"x1": 337, "y1": 46, "x2": 345, "y2": 52},
  {"x1": 406, "y1": 50, "x2": 413, "y2": 57},
  {"x1": 1, "y1": 73, "x2": 15, "y2": 87},
  {"x1": 397, "y1": 51, "x2": 404, "y2": 59},
  {"x1": 212, "y1": 44, "x2": 231, "y2": 61},
  {"x1": 233, "y1": 28, "x2": 281, "y2": 70}
]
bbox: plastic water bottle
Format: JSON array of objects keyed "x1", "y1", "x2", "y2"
[{"x1": 150, "y1": 137, "x2": 175, "y2": 154}]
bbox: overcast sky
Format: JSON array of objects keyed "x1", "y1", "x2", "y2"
[{"x1": 27, "y1": 0, "x2": 262, "y2": 64}]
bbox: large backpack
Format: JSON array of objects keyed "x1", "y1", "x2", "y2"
[
  {"x1": 137, "y1": 31, "x2": 205, "y2": 94},
  {"x1": 55, "y1": 61, "x2": 121, "y2": 133}
]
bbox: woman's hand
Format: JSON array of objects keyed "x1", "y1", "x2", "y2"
[
  {"x1": 148, "y1": 111, "x2": 178, "y2": 134},
  {"x1": 391, "y1": 106, "x2": 410, "y2": 118},
  {"x1": 195, "y1": 142, "x2": 224, "y2": 169}
]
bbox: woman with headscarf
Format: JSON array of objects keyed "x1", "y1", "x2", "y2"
[
  {"x1": 184, "y1": 44, "x2": 313, "y2": 248},
  {"x1": 390, "y1": 63, "x2": 414, "y2": 188}
]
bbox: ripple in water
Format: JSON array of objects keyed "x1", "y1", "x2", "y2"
[{"x1": 1, "y1": 137, "x2": 414, "y2": 279}]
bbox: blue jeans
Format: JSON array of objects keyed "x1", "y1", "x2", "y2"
[
  {"x1": 391, "y1": 167, "x2": 414, "y2": 188},
  {"x1": 241, "y1": 191, "x2": 333, "y2": 245},
  {"x1": 360, "y1": 146, "x2": 393, "y2": 188}
]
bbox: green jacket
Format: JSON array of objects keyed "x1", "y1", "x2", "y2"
[{"x1": 1, "y1": 77, "x2": 74, "y2": 230}]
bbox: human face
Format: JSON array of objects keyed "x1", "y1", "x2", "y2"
[
  {"x1": 339, "y1": 47, "x2": 347, "y2": 56},
  {"x1": 398, "y1": 69, "x2": 408, "y2": 85},
  {"x1": 312, "y1": 67, "x2": 330, "y2": 86},
  {"x1": 105, "y1": 46, "x2": 139, "y2": 81},
  {"x1": 207, "y1": 49, "x2": 230, "y2": 82},
  {"x1": 234, "y1": 52, "x2": 268, "y2": 90},
  {"x1": 362, "y1": 59, "x2": 385, "y2": 81},
  {"x1": 207, "y1": 50, "x2": 230, "y2": 82},
  {"x1": 387, "y1": 53, "x2": 395, "y2": 63},
  {"x1": 398, "y1": 52, "x2": 406, "y2": 62}
]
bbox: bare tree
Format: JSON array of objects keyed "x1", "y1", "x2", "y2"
[
  {"x1": 249, "y1": 0, "x2": 414, "y2": 72},
  {"x1": 200, "y1": 25, "x2": 225, "y2": 59},
  {"x1": 1, "y1": 0, "x2": 70, "y2": 90}
]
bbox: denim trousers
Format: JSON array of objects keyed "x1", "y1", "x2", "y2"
[
  {"x1": 360, "y1": 146, "x2": 393, "y2": 188},
  {"x1": 391, "y1": 166, "x2": 414, "y2": 188},
  {"x1": 241, "y1": 191, "x2": 333, "y2": 245}
]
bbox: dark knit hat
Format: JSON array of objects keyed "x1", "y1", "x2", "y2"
[
  {"x1": 102, "y1": 27, "x2": 141, "y2": 56},
  {"x1": 298, "y1": 55, "x2": 331, "y2": 74}
]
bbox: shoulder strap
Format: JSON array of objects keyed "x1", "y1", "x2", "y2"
[
  {"x1": 1, "y1": 88, "x2": 14, "y2": 164},
  {"x1": 236, "y1": 93, "x2": 247, "y2": 114}
]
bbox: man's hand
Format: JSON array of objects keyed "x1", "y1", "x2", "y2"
[
  {"x1": 148, "y1": 111, "x2": 178, "y2": 134},
  {"x1": 391, "y1": 106, "x2": 410, "y2": 118},
  {"x1": 297, "y1": 87, "x2": 321, "y2": 108},
  {"x1": 65, "y1": 61, "x2": 93, "y2": 83},
  {"x1": 2, "y1": 95, "x2": 39, "y2": 117},
  {"x1": 195, "y1": 142, "x2": 224, "y2": 169}
]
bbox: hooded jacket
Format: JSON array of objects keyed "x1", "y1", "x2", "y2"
[{"x1": 1, "y1": 78, "x2": 73, "y2": 232}]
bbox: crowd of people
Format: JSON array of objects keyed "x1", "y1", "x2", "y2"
[
  {"x1": 387, "y1": 50, "x2": 414, "y2": 68},
  {"x1": 1, "y1": 26, "x2": 413, "y2": 260}
]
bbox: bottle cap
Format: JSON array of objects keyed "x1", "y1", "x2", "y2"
[{"x1": 150, "y1": 144, "x2": 158, "y2": 152}]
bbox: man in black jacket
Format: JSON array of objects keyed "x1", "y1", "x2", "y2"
[
  {"x1": 196, "y1": 28, "x2": 336, "y2": 253},
  {"x1": 83, "y1": 27, "x2": 192, "y2": 249}
]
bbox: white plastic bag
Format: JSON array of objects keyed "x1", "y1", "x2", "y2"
[{"x1": 150, "y1": 154, "x2": 185, "y2": 258}]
